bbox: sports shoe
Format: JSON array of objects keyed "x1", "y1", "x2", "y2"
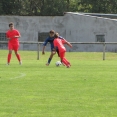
[
  {"x1": 46, "y1": 63, "x2": 49, "y2": 66},
  {"x1": 66, "y1": 65, "x2": 71, "y2": 68},
  {"x1": 19, "y1": 61, "x2": 22, "y2": 65},
  {"x1": 69, "y1": 64, "x2": 71, "y2": 66},
  {"x1": 6, "y1": 63, "x2": 10, "y2": 65}
]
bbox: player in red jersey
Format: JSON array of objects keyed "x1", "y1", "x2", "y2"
[
  {"x1": 6, "y1": 22, "x2": 22, "y2": 65},
  {"x1": 53, "y1": 33, "x2": 72, "y2": 68}
]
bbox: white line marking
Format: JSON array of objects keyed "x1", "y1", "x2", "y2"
[{"x1": 10, "y1": 73, "x2": 26, "y2": 80}]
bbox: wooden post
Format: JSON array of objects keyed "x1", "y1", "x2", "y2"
[
  {"x1": 103, "y1": 43, "x2": 106, "y2": 60},
  {"x1": 37, "y1": 43, "x2": 40, "y2": 60}
]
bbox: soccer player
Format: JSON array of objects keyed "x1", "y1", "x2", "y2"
[
  {"x1": 42, "y1": 30, "x2": 64, "y2": 66},
  {"x1": 53, "y1": 33, "x2": 72, "y2": 68},
  {"x1": 6, "y1": 22, "x2": 22, "y2": 65}
]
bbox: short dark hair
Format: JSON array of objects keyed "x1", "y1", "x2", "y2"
[
  {"x1": 49, "y1": 30, "x2": 55, "y2": 34},
  {"x1": 9, "y1": 22, "x2": 14, "y2": 27},
  {"x1": 54, "y1": 33, "x2": 59, "y2": 38}
]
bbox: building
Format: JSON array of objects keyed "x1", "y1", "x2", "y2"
[{"x1": 0, "y1": 12, "x2": 117, "y2": 52}]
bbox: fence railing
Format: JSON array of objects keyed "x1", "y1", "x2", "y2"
[{"x1": 0, "y1": 41, "x2": 117, "y2": 60}]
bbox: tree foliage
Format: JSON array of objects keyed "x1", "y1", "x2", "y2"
[
  {"x1": 0, "y1": 0, "x2": 117, "y2": 16},
  {"x1": 79, "y1": 0, "x2": 117, "y2": 13}
]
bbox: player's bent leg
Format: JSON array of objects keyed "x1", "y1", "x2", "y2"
[
  {"x1": 61, "y1": 58, "x2": 68, "y2": 67},
  {"x1": 60, "y1": 52, "x2": 70, "y2": 68},
  {"x1": 46, "y1": 51, "x2": 56, "y2": 66},
  {"x1": 50, "y1": 51, "x2": 56, "y2": 58},
  {"x1": 14, "y1": 50, "x2": 22, "y2": 65},
  {"x1": 63, "y1": 57, "x2": 71, "y2": 66},
  {"x1": 59, "y1": 52, "x2": 67, "y2": 66},
  {"x1": 7, "y1": 43, "x2": 12, "y2": 65},
  {"x1": 62, "y1": 57, "x2": 71, "y2": 68}
]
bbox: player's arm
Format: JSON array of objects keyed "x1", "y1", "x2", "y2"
[
  {"x1": 53, "y1": 40, "x2": 57, "y2": 53},
  {"x1": 42, "y1": 46, "x2": 46, "y2": 54},
  {"x1": 14, "y1": 30, "x2": 21, "y2": 38},
  {"x1": 66, "y1": 41, "x2": 72, "y2": 48},
  {"x1": 6, "y1": 33, "x2": 11, "y2": 40},
  {"x1": 59, "y1": 36, "x2": 65, "y2": 40},
  {"x1": 62, "y1": 39, "x2": 72, "y2": 48},
  {"x1": 42, "y1": 37, "x2": 49, "y2": 55},
  {"x1": 14, "y1": 35, "x2": 21, "y2": 38}
]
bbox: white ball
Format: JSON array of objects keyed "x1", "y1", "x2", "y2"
[{"x1": 55, "y1": 61, "x2": 62, "y2": 66}]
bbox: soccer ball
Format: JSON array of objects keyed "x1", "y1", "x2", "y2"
[{"x1": 55, "y1": 61, "x2": 62, "y2": 66}]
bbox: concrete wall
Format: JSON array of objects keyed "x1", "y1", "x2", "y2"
[
  {"x1": 65, "y1": 13, "x2": 117, "y2": 52},
  {"x1": 0, "y1": 13, "x2": 117, "y2": 52},
  {"x1": 0, "y1": 16, "x2": 65, "y2": 51}
]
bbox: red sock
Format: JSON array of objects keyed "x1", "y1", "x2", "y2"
[
  {"x1": 62, "y1": 57, "x2": 70, "y2": 66},
  {"x1": 64, "y1": 58, "x2": 70, "y2": 65},
  {"x1": 16, "y1": 54, "x2": 21, "y2": 62},
  {"x1": 7, "y1": 53, "x2": 12, "y2": 63}
]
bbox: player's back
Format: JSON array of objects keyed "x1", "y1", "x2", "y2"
[{"x1": 54, "y1": 38, "x2": 66, "y2": 53}]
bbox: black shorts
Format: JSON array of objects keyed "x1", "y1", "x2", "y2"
[{"x1": 51, "y1": 48, "x2": 59, "y2": 57}]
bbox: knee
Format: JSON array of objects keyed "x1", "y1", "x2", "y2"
[
  {"x1": 9, "y1": 50, "x2": 12, "y2": 54},
  {"x1": 52, "y1": 52, "x2": 56, "y2": 55},
  {"x1": 14, "y1": 51, "x2": 18, "y2": 55}
]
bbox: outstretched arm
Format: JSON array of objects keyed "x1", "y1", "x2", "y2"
[
  {"x1": 65, "y1": 41, "x2": 72, "y2": 48},
  {"x1": 42, "y1": 37, "x2": 49, "y2": 55}
]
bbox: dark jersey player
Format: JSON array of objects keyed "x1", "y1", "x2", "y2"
[{"x1": 42, "y1": 30, "x2": 64, "y2": 66}]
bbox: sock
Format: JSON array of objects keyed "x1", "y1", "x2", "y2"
[
  {"x1": 7, "y1": 53, "x2": 12, "y2": 63},
  {"x1": 62, "y1": 57, "x2": 70, "y2": 66},
  {"x1": 16, "y1": 54, "x2": 21, "y2": 62},
  {"x1": 64, "y1": 58, "x2": 70, "y2": 65},
  {"x1": 61, "y1": 58, "x2": 68, "y2": 66},
  {"x1": 48, "y1": 58, "x2": 52, "y2": 64}
]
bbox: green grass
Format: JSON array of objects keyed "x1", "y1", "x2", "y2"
[{"x1": 0, "y1": 50, "x2": 117, "y2": 117}]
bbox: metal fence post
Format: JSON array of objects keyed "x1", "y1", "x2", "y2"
[
  {"x1": 1, "y1": 41, "x2": 117, "y2": 61},
  {"x1": 103, "y1": 43, "x2": 106, "y2": 60},
  {"x1": 37, "y1": 43, "x2": 40, "y2": 60}
]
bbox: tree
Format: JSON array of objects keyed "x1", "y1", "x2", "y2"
[
  {"x1": 78, "y1": 0, "x2": 117, "y2": 13},
  {"x1": 0, "y1": 0, "x2": 117, "y2": 16}
]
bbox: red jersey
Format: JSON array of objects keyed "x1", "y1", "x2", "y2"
[
  {"x1": 6, "y1": 29, "x2": 20, "y2": 45},
  {"x1": 53, "y1": 38, "x2": 67, "y2": 53}
]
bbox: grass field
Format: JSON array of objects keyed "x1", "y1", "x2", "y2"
[{"x1": 0, "y1": 50, "x2": 117, "y2": 117}]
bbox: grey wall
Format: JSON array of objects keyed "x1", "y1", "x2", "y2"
[
  {"x1": 65, "y1": 13, "x2": 117, "y2": 52},
  {"x1": 0, "y1": 16, "x2": 65, "y2": 51},
  {"x1": 0, "y1": 13, "x2": 117, "y2": 52}
]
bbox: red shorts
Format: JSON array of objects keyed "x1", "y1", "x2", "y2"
[{"x1": 8, "y1": 43, "x2": 19, "y2": 51}]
